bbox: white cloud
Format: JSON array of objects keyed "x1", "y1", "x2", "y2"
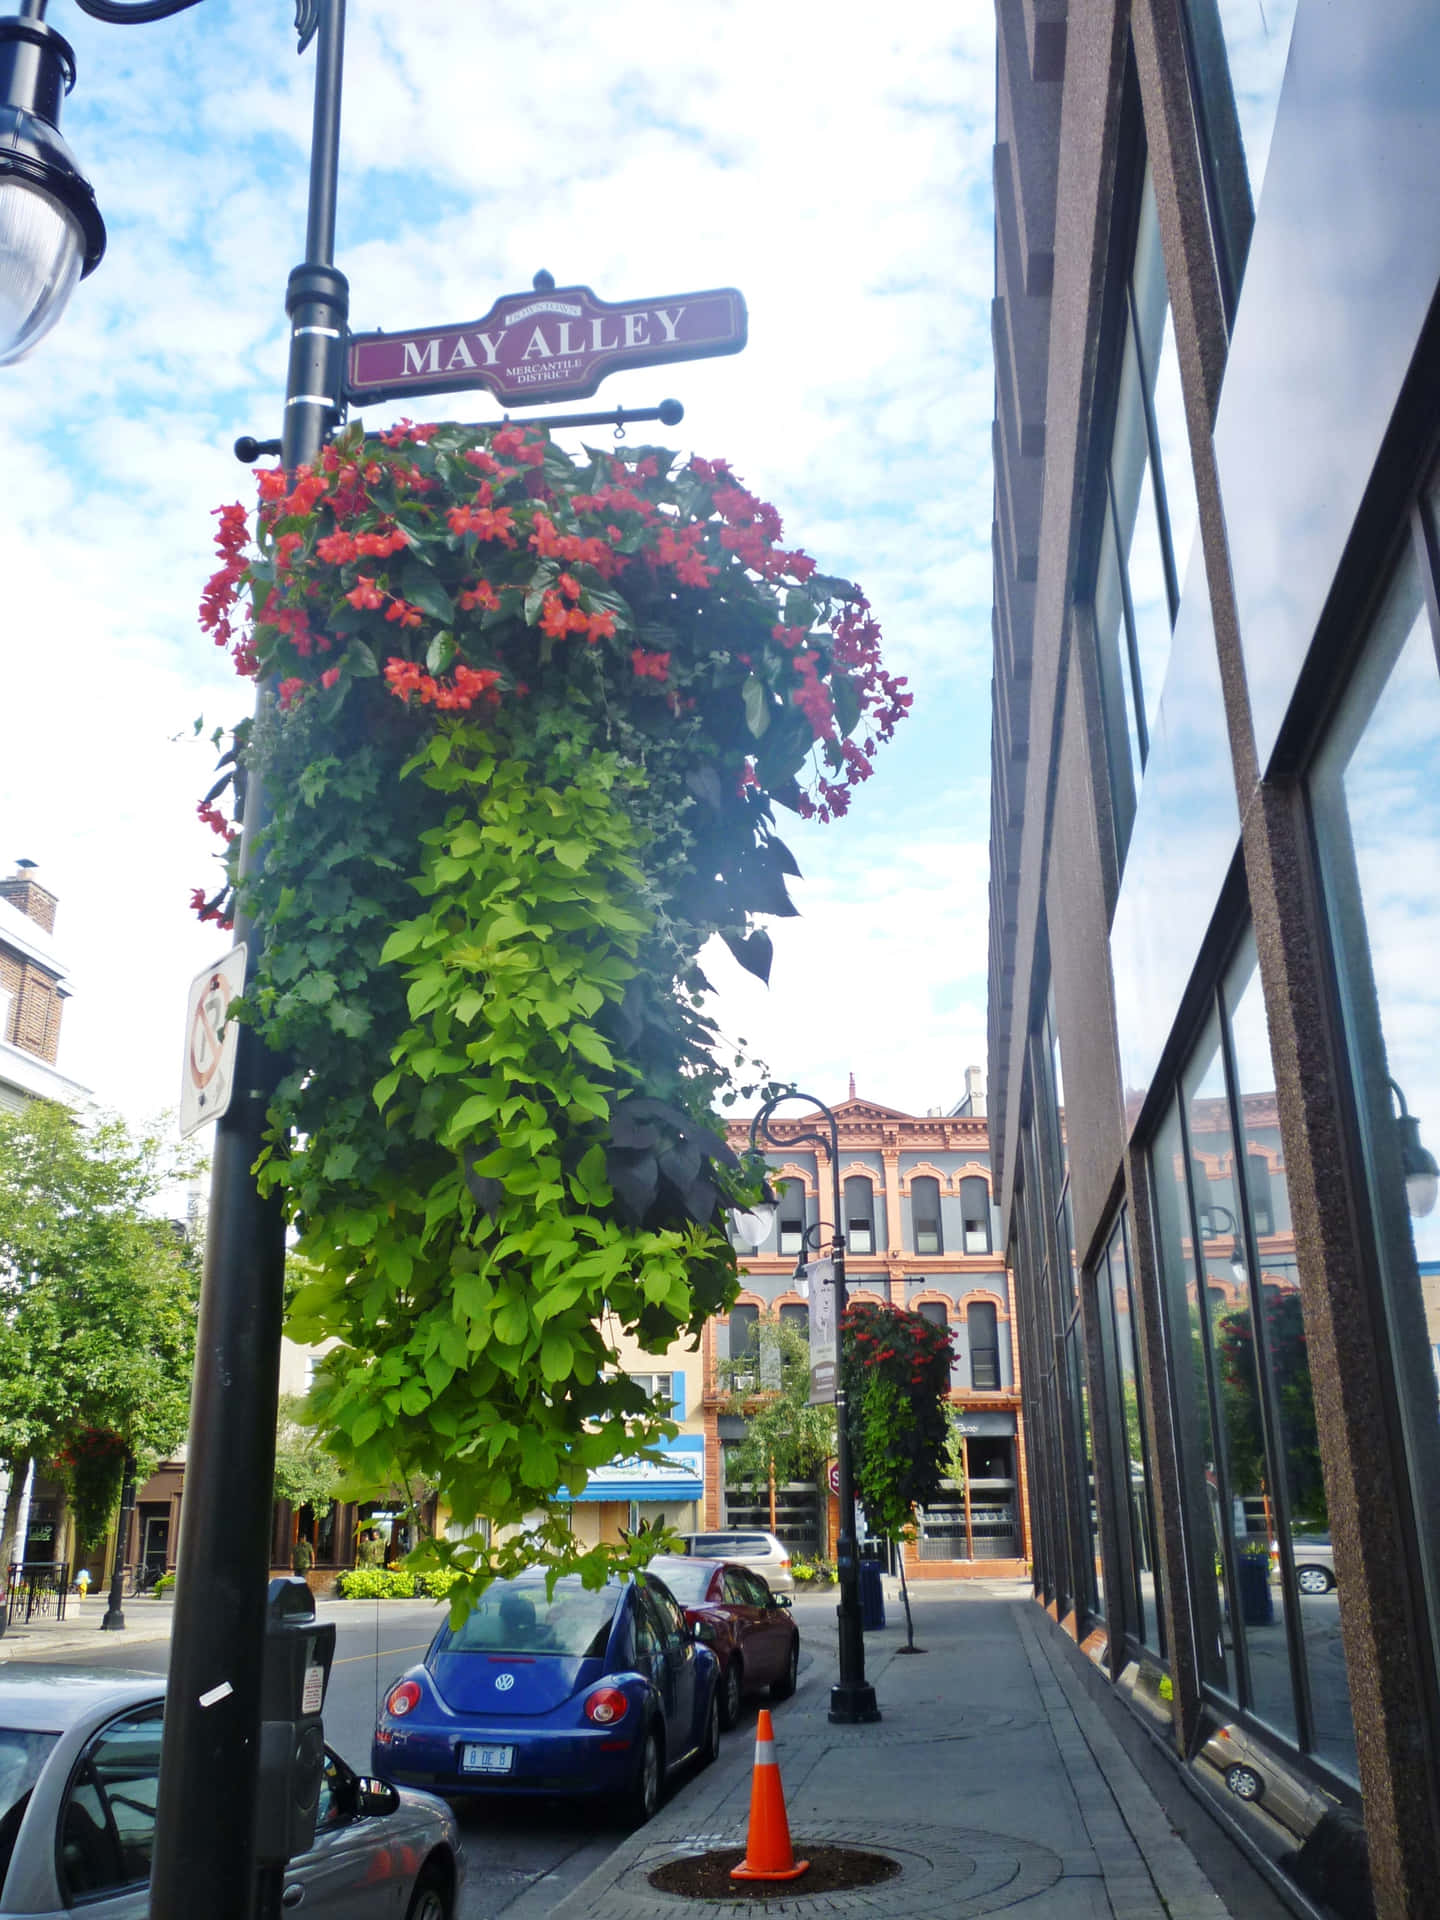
[{"x1": 0, "y1": 0, "x2": 996, "y2": 1128}]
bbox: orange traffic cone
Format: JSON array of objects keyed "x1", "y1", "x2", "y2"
[{"x1": 729, "y1": 1709, "x2": 809, "y2": 1882}]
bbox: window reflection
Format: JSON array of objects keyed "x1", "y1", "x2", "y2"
[
  {"x1": 1104, "y1": 1215, "x2": 1166, "y2": 1656},
  {"x1": 1185, "y1": 0, "x2": 1300, "y2": 304},
  {"x1": 1152, "y1": 926, "x2": 1360, "y2": 1785},
  {"x1": 1153, "y1": 1093, "x2": 1233, "y2": 1696},
  {"x1": 1093, "y1": 164, "x2": 1199, "y2": 866},
  {"x1": 1311, "y1": 533, "x2": 1440, "y2": 1699},
  {"x1": 1224, "y1": 932, "x2": 1357, "y2": 1782},
  {"x1": 1207, "y1": 0, "x2": 1298, "y2": 210}
]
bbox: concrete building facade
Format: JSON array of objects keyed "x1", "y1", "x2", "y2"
[{"x1": 988, "y1": 2, "x2": 1440, "y2": 1912}]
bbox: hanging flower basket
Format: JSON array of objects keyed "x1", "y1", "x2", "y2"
[{"x1": 196, "y1": 418, "x2": 909, "y2": 1604}]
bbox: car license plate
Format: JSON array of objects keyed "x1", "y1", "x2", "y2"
[{"x1": 462, "y1": 1743, "x2": 514, "y2": 1774}]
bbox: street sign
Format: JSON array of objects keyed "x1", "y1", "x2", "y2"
[
  {"x1": 345, "y1": 281, "x2": 747, "y2": 410},
  {"x1": 808, "y1": 1258, "x2": 837, "y2": 1406},
  {"x1": 179, "y1": 945, "x2": 247, "y2": 1139},
  {"x1": 828, "y1": 1459, "x2": 841, "y2": 1497}
]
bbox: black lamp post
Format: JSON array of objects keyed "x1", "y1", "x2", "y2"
[
  {"x1": 747, "y1": 1090, "x2": 880, "y2": 1724},
  {"x1": 98, "y1": 1450, "x2": 135, "y2": 1631},
  {"x1": 0, "y1": 3, "x2": 349, "y2": 1913}
]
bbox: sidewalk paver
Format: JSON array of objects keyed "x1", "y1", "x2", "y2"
[{"x1": 545, "y1": 1579, "x2": 1235, "y2": 1919}]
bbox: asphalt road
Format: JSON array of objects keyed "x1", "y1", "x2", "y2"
[{"x1": 55, "y1": 1596, "x2": 822, "y2": 1919}]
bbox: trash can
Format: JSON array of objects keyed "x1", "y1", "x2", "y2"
[{"x1": 859, "y1": 1560, "x2": 886, "y2": 1631}]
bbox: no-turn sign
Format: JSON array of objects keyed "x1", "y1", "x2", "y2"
[{"x1": 179, "y1": 945, "x2": 247, "y2": 1139}]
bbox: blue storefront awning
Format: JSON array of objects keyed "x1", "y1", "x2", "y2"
[{"x1": 564, "y1": 1434, "x2": 704, "y2": 1505}]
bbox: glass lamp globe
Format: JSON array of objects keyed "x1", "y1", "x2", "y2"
[
  {"x1": 728, "y1": 1198, "x2": 778, "y2": 1246},
  {"x1": 1406, "y1": 1165, "x2": 1439, "y2": 1221},
  {"x1": 0, "y1": 177, "x2": 85, "y2": 366}
]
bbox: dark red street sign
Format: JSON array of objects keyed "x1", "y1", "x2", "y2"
[{"x1": 345, "y1": 281, "x2": 746, "y2": 410}]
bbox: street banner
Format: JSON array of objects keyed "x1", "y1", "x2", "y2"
[
  {"x1": 179, "y1": 945, "x2": 247, "y2": 1138},
  {"x1": 346, "y1": 281, "x2": 747, "y2": 410},
  {"x1": 808, "y1": 1259, "x2": 837, "y2": 1405}
]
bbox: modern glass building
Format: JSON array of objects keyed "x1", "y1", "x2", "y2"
[{"x1": 988, "y1": 2, "x2": 1440, "y2": 1913}]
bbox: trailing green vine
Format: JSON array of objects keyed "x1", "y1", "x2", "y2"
[{"x1": 196, "y1": 419, "x2": 909, "y2": 1612}]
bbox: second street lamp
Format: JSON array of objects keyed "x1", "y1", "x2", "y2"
[{"x1": 749, "y1": 1089, "x2": 880, "y2": 1724}]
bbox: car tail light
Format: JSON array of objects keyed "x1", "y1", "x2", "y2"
[
  {"x1": 584, "y1": 1687, "x2": 630, "y2": 1726},
  {"x1": 386, "y1": 1681, "x2": 422, "y2": 1717}
]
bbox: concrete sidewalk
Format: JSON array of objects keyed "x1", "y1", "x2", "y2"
[
  {"x1": 547, "y1": 1579, "x2": 1239, "y2": 1920},
  {"x1": 0, "y1": 1592, "x2": 178, "y2": 1660}
]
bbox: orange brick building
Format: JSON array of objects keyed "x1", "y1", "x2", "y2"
[{"x1": 704, "y1": 1082, "x2": 1030, "y2": 1581}]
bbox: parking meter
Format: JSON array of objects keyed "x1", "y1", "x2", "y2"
[{"x1": 253, "y1": 1576, "x2": 336, "y2": 1867}]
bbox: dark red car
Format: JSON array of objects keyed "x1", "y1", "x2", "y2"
[{"x1": 646, "y1": 1555, "x2": 800, "y2": 1729}]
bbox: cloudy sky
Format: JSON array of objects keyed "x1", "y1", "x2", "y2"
[{"x1": 1, "y1": 1, "x2": 996, "y2": 1133}]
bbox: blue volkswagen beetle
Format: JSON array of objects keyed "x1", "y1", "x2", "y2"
[{"x1": 372, "y1": 1569, "x2": 720, "y2": 1825}]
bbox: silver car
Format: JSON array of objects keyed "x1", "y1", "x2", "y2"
[
  {"x1": 0, "y1": 1668, "x2": 464, "y2": 1918},
  {"x1": 676, "y1": 1530, "x2": 795, "y2": 1593}
]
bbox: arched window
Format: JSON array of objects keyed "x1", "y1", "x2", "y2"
[
  {"x1": 779, "y1": 1301, "x2": 809, "y2": 1340},
  {"x1": 968, "y1": 1299, "x2": 1000, "y2": 1388},
  {"x1": 728, "y1": 1303, "x2": 759, "y2": 1364},
  {"x1": 777, "y1": 1181, "x2": 806, "y2": 1257},
  {"x1": 844, "y1": 1176, "x2": 875, "y2": 1255},
  {"x1": 916, "y1": 1299, "x2": 948, "y2": 1329},
  {"x1": 960, "y1": 1176, "x2": 992, "y2": 1254},
  {"x1": 911, "y1": 1176, "x2": 943, "y2": 1254}
]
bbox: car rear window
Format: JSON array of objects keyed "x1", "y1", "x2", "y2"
[
  {"x1": 647, "y1": 1561, "x2": 716, "y2": 1605},
  {"x1": 441, "y1": 1578, "x2": 618, "y2": 1658},
  {"x1": 688, "y1": 1534, "x2": 771, "y2": 1555},
  {"x1": 0, "y1": 1730, "x2": 58, "y2": 1887}
]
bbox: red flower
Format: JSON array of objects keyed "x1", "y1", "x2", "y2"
[
  {"x1": 277, "y1": 677, "x2": 307, "y2": 711},
  {"x1": 630, "y1": 647, "x2": 670, "y2": 681},
  {"x1": 320, "y1": 667, "x2": 341, "y2": 690}
]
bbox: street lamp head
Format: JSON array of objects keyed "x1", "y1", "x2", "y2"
[
  {"x1": 0, "y1": 15, "x2": 105, "y2": 366},
  {"x1": 1389, "y1": 1078, "x2": 1440, "y2": 1220},
  {"x1": 727, "y1": 1189, "x2": 779, "y2": 1248}
]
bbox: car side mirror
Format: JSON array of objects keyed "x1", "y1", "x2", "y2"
[
  {"x1": 356, "y1": 1778, "x2": 401, "y2": 1817},
  {"x1": 775, "y1": 1593, "x2": 793, "y2": 1610}
]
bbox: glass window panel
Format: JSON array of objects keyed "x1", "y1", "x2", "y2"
[
  {"x1": 1151, "y1": 310, "x2": 1199, "y2": 605},
  {"x1": 1111, "y1": 325, "x2": 1173, "y2": 757},
  {"x1": 912, "y1": 1176, "x2": 943, "y2": 1255},
  {"x1": 1311, "y1": 537, "x2": 1440, "y2": 1691},
  {"x1": 1096, "y1": 490, "x2": 1142, "y2": 850},
  {"x1": 1049, "y1": 994, "x2": 1070, "y2": 1190},
  {"x1": 1152, "y1": 1092, "x2": 1233, "y2": 1695},
  {"x1": 961, "y1": 1176, "x2": 992, "y2": 1254},
  {"x1": 1224, "y1": 932, "x2": 1359, "y2": 1781},
  {"x1": 1073, "y1": 1324, "x2": 1103, "y2": 1620},
  {"x1": 1210, "y1": 0, "x2": 1300, "y2": 210},
  {"x1": 969, "y1": 1300, "x2": 1000, "y2": 1390},
  {"x1": 1184, "y1": 1009, "x2": 1301, "y2": 1742},
  {"x1": 778, "y1": 1180, "x2": 805, "y2": 1256},
  {"x1": 1106, "y1": 1217, "x2": 1167, "y2": 1655}
]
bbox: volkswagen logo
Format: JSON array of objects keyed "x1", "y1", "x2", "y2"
[{"x1": 495, "y1": 1672, "x2": 515, "y2": 1692}]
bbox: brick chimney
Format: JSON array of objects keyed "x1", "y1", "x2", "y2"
[{"x1": 0, "y1": 860, "x2": 57, "y2": 935}]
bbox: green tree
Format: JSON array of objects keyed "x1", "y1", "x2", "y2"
[
  {"x1": 0, "y1": 1101, "x2": 200, "y2": 1566},
  {"x1": 840, "y1": 1301, "x2": 955, "y2": 1651},
  {"x1": 272, "y1": 1394, "x2": 345, "y2": 1521},
  {"x1": 716, "y1": 1316, "x2": 835, "y2": 1553}
]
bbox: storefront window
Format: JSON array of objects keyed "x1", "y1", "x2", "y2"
[
  {"x1": 1153, "y1": 925, "x2": 1359, "y2": 1781},
  {"x1": 1224, "y1": 931, "x2": 1358, "y2": 1780},
  {"x1": 1311, "y1": 532, "x2": 1440, "y2": 1700},
  {"x1": 1152, "y1": 1092, "x2": 1232, "y2": 1695},
  {"x1": 1103, "y1": 1214, "x2": 1166, "y2": 1655}
]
